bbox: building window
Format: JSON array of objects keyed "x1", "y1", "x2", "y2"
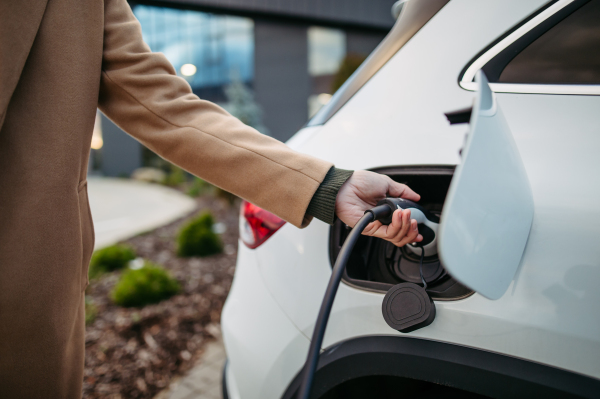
[
  {"x1": 133, "y1": 5, "x2": 254, "y2": 103},
  {"x1": 308, "y1": 27, "x2": 346, "y2": 117},
  {"x1": 308, "y1": 27, "x2": 346, "y2": 76}
]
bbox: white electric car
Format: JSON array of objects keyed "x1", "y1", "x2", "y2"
[{"x1": 222, "y1": 0, "x2": 600, "y2": 397}]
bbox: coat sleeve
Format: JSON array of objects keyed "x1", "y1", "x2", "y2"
[{"x1": 97, "y1": 0, "x2": 332, "y2": 228}]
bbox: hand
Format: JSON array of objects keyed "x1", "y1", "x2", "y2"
[{"x1": 335, "y1": 170, "x2": 423, "y2": 247}]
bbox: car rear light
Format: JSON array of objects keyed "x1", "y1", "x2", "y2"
[{"x1": 239, "y1": 200, "x2": 286, "y2": 249}]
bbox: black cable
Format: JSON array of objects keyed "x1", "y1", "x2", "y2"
[
  {"x1": 297, "y1": 207, "x2": 389, "y2": 399},
  {"x1": 419, "y1": 247, "x2": 427, "y2": 290},
  {"x1": 385, "y1": 243, "x2": 400, "y2": 280}
]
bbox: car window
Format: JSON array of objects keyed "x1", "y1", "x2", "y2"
[
  {"x1": 306, "y1": 0, "x2": 449, "y2": 127},
  {"x1": 498, "y1": 0, "x2": 600, "y2": 84}
]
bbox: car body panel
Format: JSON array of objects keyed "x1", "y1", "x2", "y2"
[
  {"x1": 293, "y1": 0, "x2": 546, "y2": 170},
  {"x1": 256, "y1": 0, "x2": 600, "y2": 378},
  {"x1": 221, "y1": 245, "x2": 309, "y2": 399},
  {"x1": 223, "y1": 0, "x2": 600, "y2": 396}
]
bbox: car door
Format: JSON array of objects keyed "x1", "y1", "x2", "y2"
[{"x1": 438, "y1": 70, "x2": 534, "y2": 300}]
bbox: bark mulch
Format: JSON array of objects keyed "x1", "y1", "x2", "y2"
[{"x1": 83, "y1": 195, "x2": 240, "y2": 399}]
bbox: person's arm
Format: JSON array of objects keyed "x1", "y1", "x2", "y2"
[
  {"x1": 98, "y1": 0, "x2": 331, "y2": 228},
  {"x1": 306, "y1": 167, "x2": 354, "y2": 224},
  {"x1": 98, "y1": 0, "x2": 422, "y2": 246}
]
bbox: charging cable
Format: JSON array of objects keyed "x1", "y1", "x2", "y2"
[
  {"x1": 297, "y1": 200, "x2": 438, "y2": 399},
  {"x1": 297, "y1": 205, "x2": 392, "y2": 399},
  {"x1": 419, "y1": 247, "x2": 427, "y2": 290}
]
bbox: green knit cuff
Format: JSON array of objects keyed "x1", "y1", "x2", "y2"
[{"x1": 306, "y1": 167, "x2": 354, "y2": 225}]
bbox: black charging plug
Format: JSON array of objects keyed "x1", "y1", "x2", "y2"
[{"x1": 298, "y1": 198, "x2": 437, "y2": 399}]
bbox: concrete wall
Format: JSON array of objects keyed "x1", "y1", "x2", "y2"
[
  {"x1": 254, "y1": 20, "x2": 311, "y2": 142},
  {"x1": 100, "y1": 114, "x2": 142, "y2": 177}
]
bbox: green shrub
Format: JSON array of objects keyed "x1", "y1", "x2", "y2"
[
  {"x1": 89, "y1": 244, "x2": 136, "y2": 278},
  {"x1": 111, "y1": 262, "x2": 180, "y2": 307},
  {"x1": 187, "y1": 177, "x2": 211, "y2": 197},
  {"x1": 177, "y1": 212, "x2": 223, "y2": 257},
  {"x1": 215, "y1": 187, "x2": 238, "y2": 205},
  {"x1": 163, "y1": 164, "x2": 187, "y2": 187},
  {"x1": 85, "y1": 297, "x2": 98, "y2": 325}
]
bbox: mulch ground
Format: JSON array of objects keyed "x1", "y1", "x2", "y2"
[{"x1": 83, "y1": 194, "x2": 240, "y2": 399}]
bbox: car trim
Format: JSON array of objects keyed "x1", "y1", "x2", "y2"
[
  {"x1": 460, "y1": 0, "x2": 600, "y2": 96},
  {"x1": 461, "y1": 82, "x2": 600, "y2": 95},
  {"x1": 281, "y1": 336, "x2": 600, "y2": 399}
]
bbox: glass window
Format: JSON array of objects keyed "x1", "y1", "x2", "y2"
[
  {"x1": 133, "y1": 5, "x2": 254, "y2": 102},
  {"x1": 499, "y1": 0, "x2": 600, "y2": 84},
  {"x1": 307, "y1": 27, "x2": 346, "y2": 117},
  {"x1": 308, "y1": 27, "x2": 346, "y2": 76}
]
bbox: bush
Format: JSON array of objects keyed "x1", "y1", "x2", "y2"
[
  {"x1": 187, "y1": 177, "x2": 211, "y2": 197},
  {"x1": 111, "y1": 262, "x2": 180, "y2": 307},
  {"x1": 163, "y1": 164, "x2": 187, "y2": 187},
  {"x1": 177, "y1": 212, "x2": 223, "y2": 257},
  {"x1": 215, "y1": 187, "x2": 238, "y2": 205},
  {"x1": 85, "y1": 297, "x2": 98, "y2": 325},
  {"x1": 89, "y1": 244, "x2": 136, "y2": 278}
]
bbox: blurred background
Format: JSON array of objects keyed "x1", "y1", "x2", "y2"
[{"x1": 90, "y1": 0, "x2": 397, "y2": 177}]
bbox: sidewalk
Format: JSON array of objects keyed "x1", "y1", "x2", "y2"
[
  {"x1": 154, "y1": 324, "x2": 227, "y2": 399},
  {"x1": 87, "y1": 177, "x2": 197, "y2": 250},
  {"x1": 160, "y1": 338, "x2": 226, "y2": 399}
]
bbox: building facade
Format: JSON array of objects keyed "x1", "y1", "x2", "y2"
[{"x1": 97, "y1": 0, "x2": 396, "y2": 176}]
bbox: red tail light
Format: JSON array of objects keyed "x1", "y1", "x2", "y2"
[{"x1": 240, "y1": 200, "x2": 286, "y2": 249}]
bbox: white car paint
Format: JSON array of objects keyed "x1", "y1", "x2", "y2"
[
  {"x1": 222, "y1": 1, "x2": 600, "y2": 397},
  {"x1": 221, "y1": 245, "x2": 310, "y2": 399}
]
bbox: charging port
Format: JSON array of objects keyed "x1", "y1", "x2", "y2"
[{"x1": 329, "y1": 166, "x2": 474, "y2": 301}]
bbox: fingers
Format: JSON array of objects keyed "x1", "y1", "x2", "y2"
[
  {"x1": 396, "y1": 219, "x2": 422, "y2": 247},
  {"x1": 386, "y1": 178, "x2": 421, "y2": 202},
  {"x1": 362, "y1": 220, "x2": 382, "y2": 235},
  {"x1": 362, "y1": 209, "x2": 423, "y2": 247},
  {"x1": 387, "y1": 209, "x2": 412, "y2": 242}
]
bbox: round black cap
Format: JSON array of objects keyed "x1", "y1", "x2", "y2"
[{"x1": 381, "y1": 283, "x2": 436, "y2": 333}]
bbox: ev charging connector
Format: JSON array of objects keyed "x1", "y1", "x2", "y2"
[{"x1": 297, "y1": 198, "x2": 439, "y2": 399}]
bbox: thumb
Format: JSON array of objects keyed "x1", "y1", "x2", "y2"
[{"x1": 387, "y1": 179, "x2": 421, "y2": 202}]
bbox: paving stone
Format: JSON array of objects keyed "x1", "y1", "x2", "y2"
[
  {"x1": 183, "y1": 374, "x2": 211, "y2": 391},
  {"x1": 188, "y1": 365, "x2": 210, "y2": 380},
  {"x1": 204, "y1": 383, "x2": 223, "y2": 399},
  {"x1": 200, "y1": 371, "x2": 221, "y2": 385},
  {"x1": 167, "y1": 338, "x2": 226, "y2": 399},
  {"x1": 169, "y1": 382, "x2": 194, "y2": 399},
  {"x1": 201, "y1": 342, "x2": 226, "y2": 365}
]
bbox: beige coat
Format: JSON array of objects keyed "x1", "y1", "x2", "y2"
[{"x1": 0, "y1": 0, "x2": 331, "y2": 396}]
